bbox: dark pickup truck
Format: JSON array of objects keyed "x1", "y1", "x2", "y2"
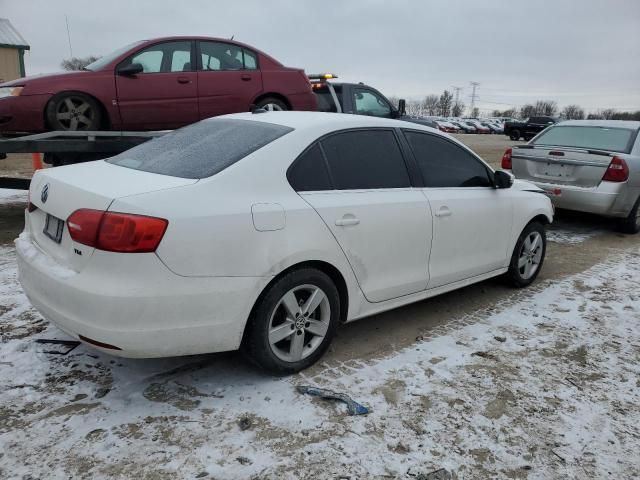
[
  {"x1": 504, "y1": 116, "x2": 558, "y2": 141},
  {"x1": 309, "y1": 74, "x2": 438, "y2": 129}
]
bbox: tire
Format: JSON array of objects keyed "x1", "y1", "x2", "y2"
[
  {"x1": 618, "y1": 196, "x2": 640, "y2": 234},
  {"x1": 255, "y1": 97, "x2": 288, "y2": 112},
  {"x1": 45, "y1": 92, "x2": 102, "y2": 131},
  {"x1": 242, "y1": 268, "x2": 340, "y2": 374},
  {"x1": 506, "y1": 222, "x2": 546, "y2": 288},
  {"x1": 509, "y1": 129, "x2": 521, "y2": 141}
]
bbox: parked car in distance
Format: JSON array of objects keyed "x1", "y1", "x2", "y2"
[
  {"x1": 453, "y1": 119, "x2": 479, "y2": 133},
  {"x1": 480, "y1": 121, "x2": 503, "y2": 134},
  {"x1": 17, "y1": 111, "x2": 553, "y2": 372},
  {"x1": 434, "y1": 120, "x2": 459, "y2": 133},
  {"x1": 310, "y1": 74, "x2": 439, "y2": 129},
  {"x1": 0, "y1": 36, "x2": 316, "y2": 134},
  {"x1": 504, "y1": 116, "x2": 558, "y2": 141},
  {"x1": 465, "y1": 119, "x2": 491, "y2": 134},
  {"x1": 502, "y1": 120, "x2": 640, "y2": 233},
  {"x1": 449, "y1": 120, "x2": 476, "y2": 133}
]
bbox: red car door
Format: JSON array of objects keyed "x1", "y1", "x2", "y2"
[
  {"x1": 196, "y1": 40, "x2": 263, "y2": 119},
  {"x1": 115, "y1": 40, "x2": 199, "y2": 130}
]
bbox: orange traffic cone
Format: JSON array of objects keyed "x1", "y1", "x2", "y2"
[{"x1": 31, "y1": 153, "x2": 44, "y2": 171}]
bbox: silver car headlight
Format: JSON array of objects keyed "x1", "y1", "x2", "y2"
[{"x1": 0, "y1": 86, "x2": 23, "y2": 98}]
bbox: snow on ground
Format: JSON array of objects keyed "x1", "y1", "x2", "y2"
[
  {"x1": 0, "y1": 189, "x2": 27, "y2": 203},
  {"x1": 1, "y1": 243, "x2": 639, "y2": 479}
]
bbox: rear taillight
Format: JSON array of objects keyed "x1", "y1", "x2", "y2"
[
  {"x1": 501, "y1": 148, "x2": 513, "y2": 169},
  {"x1": 67, "y1": 209, "x2": 168, "y2": 253},
  {"x1": 602, "y1": 156, "x2": 629, "y2": 183},
  {"x1": 27, "y1": 189, "x2": 37, "y2": 212}
]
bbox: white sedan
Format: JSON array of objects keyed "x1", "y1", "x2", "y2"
[{"x1": 17, "y1": 112, "x2": 553, "y2": 372}]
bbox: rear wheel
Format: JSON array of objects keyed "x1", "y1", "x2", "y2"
[
  {"x1": 242, "y1": 268, "x2": 340, "y2": 373},
  {"x1": 45, "y1": 92, "x2": 102, "y2": 131},
  {"x1": 255, "y1": 97, "x2": 288, "y2": 112},
  {"x1": 509, "y1": 129, "x2": 521, "y2": 141},
  {"x1": 506, "y1": 222, "x2": 546, "y2": 288},
  {"x1": 618, "y1": 197, "x2": 640, "y2": 234}
]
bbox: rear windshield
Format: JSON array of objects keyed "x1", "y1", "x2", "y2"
[
  {"x1": 108, "y1": 119, "x2": 293, "y2": 179},
  {"x1": 314, "y1": 85, "x2": 341, "y2": 112},
  {"x1": 532, "y1": 125, "x2": 635, "y2": 153}
]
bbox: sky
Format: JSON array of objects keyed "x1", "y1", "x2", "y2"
[{"x1": 2, "y1": 0, "x2": 639, "y2": 114}]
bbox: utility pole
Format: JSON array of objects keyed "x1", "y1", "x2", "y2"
[
  {"x1": 452, "y1": 86, "x2": 462, "y2": 106},
  {"x1": 469, "y1": 81, "x2": 480, "y2": 117}
]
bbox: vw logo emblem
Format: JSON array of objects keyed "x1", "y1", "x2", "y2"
[{"x1": 41, "y1": 183, "x2": 49, "y2": 203}]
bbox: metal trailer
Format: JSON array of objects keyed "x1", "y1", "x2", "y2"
[{"x1": 0, "y1": 130, "x2": 167, "y2": 190}]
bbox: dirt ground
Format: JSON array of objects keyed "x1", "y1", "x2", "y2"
[{"x1": 1, "y1": 134, "x2": 639, "y2": 479}]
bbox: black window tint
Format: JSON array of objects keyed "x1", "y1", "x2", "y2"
[
  {"x1": 200, "y1": 41, "x2": 244, "y2": 71},
  {"x1": 321, "y1": 130, "x2": 410, "y2": 189},
  {"x1": 108, "y1": 119, "x2": 293, "y2": 179},
  {"x1": 404, "y1": 131, "x2": 492, "y2": 188},
  {"x1": 313, "y1": 85, "x2": 341, "y2": 113},
  {"x1": 288, "y1": 144, "x2": 332, "y2": 191}
]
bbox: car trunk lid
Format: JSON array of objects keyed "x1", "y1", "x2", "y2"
[
  {"x1": 511, "y1": 145, "x2": 614, "y2": 188},
  {"x1": 27, "y1": 161, "x2": 196, "y2": 272}
]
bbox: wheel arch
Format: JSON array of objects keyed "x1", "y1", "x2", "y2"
[
  {"x1": 44, "y1": 90, "x2": 111, "y2": 130},
  {"x1": 252, "y1": 92, "x2": 291, "y2": 110}
]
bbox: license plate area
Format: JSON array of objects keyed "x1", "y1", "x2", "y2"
[
  {"x1": 43, "y1": 214, "x2": 64, "y2": 244},
  {"x1": 540, "y1": 162, "x2": 572, "y2": 178}
]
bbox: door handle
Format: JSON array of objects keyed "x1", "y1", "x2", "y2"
[
  {"x1": 434, "y1": 206, "x2": 452, "y2": 217},
  {"x1": 241, "y1": 74, "x2": 252, "y2": 81},
  {"x1": 177, "y1": 77, "x2": 191, "y2": 84},
  {"x1": 335, "y1": 215, "x2": 360, "y2": 227}
]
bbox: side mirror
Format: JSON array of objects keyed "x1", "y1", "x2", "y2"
[
  {"x1": 398, "y1": 98, "x2": 406, "y2": 116},
  {"x1": 494, "y1": 170, "x2": 514, "y2": 189},
  {"x1": 117, "y1": 63, "x2": 144, "y2": 76}
]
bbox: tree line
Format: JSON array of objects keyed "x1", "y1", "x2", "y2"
[{"x1": 491, "y1": 101, "x2": 640, "y2": 121}]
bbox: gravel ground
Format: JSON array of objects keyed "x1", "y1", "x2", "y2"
[{"x1": 1, "y1": 135, "x2": 639, "y2": 479}]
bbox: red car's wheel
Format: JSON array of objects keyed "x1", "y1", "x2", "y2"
[
  {"x1": 255, "y1": 97, "x2": 288, "y2": 112},
  {"x1": 45, "y1": 93, "x2": 102, "y2": 131}
]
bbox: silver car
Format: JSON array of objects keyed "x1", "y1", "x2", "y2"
[{"x1": 502, "y1": 120, "x2": 640, "y2": 233}]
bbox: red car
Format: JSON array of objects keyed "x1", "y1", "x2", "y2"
[{"x1": 0, "y1": 36, "x2": 316, "y2": 133}]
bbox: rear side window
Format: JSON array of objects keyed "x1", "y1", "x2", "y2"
[
  {"x1": 321, "y1": 130, "x2": 410, "y2": 189},
  {"x1": 108, "y1": 119, "x2": 293, "y2": 179},
  {"x1": 532, "y1": 126, "x2": 635, "y2": 153},
  {"x1": 314, "y1": 85, "x2": 341, "y2": 113},
  {"x1": 288, "y1": 144, "x2": 332, "y2": 191},
  {"x1": 404, "y1": 131, "x2": 492, "y2": 188}
]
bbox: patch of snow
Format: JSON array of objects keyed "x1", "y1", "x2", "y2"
[
  {"x1": 0, "y1": 188, "x2": 27, "y2": 203},
  {"x1": 0, "y1": 244, "x2": 639, "y2": 479}
]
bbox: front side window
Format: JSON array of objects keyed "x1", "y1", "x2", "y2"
[
  {"x1": 108, "y1": 119, "x2": 293, "y2": 179},
  {"x1": 199, "y1": 41, "x2": 257, "y2": 71},
  {"x1": 321, "y1": 130, "x2": 410, "y2": 189},
  {"x1": 533, "y1": 126, "x2": 635, "y2": 153},
  {"x1": 404, "y1": 131, "x2": 492, "y2": 188},
  {"x1": 124, "y1": 41, "x2": 192, "y2": 73},
  {"x1": 353, "y1": 89, "x2": 392, "y2": 118}
]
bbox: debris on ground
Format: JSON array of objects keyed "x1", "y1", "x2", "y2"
[{"x1": 296, "y1": 385, "x2": 370, "y2": 415}]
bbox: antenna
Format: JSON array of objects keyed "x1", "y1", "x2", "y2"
[
  {"x1": 230, "y1": 35, "x2": 235, "y2": 40},
  {"x1": 65, "y1": 15, "x2": 73, "y2": 57},
  {"x1": 469, "y1": 81, "x2": 480, "y2": 116}
]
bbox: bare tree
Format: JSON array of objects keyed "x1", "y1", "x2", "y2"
[
  {"x1": 562, "y1": 105, "x2": 585, "y2": 120},
  {"x1": 452, "y1": 101, "x2": 465, "y2": 118},
  {"x1": 405, "y1": 99, "x2": 424, "y2": 117},
  {"x1": 61, "y1": 56, "x2": 100, "y2": 71},
  {"x1": 437, "y1": 90, "x2": 453, "y2": 117},
  {"x1": 422, "y1": 95, "x2": 439, "y2": 116},
  {"x1": 534, "y1": 100, "x2": 558, "y2": 116},
  {"x1": 600, "y1": 108, "x2": 617, "y2": 120},
  {"x1": 520, "y1": 104, "x2": 535, "y2": 119},
  {"x1": 387, "y1": 96, "x2": 400, "y2": 110},
  {"x1": 471, "y1": 106, "x2": 480, "y2": 118}
]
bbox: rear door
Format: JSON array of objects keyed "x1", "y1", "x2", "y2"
[
  {"x1": 196, "y1": 41, "x2": 263, "y2": 119},
  {"x1": 115, "y1": 40, "x2": 198, "y2": 130},
  {"x1": 403, "y1": 130, "x2": 512, "y2": 288},
  {"x1": 294, "y1": 129, "x2": 433, "y2": 303}
]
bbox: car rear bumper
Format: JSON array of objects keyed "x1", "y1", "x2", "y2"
[
  {"x1": 528, "y1": 180, "x2": 636, "y2": 217},
  {"x1": 16, "y1": 232, "x2": 271, "y2": 358},
  {"x1": 0, "y1": 94, "x2": 50, "y2": 133}
]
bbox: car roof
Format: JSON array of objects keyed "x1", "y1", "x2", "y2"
[
  {"x1": 557, "y1": 119, "x2": 640, "y2": 129},
  {"x1": 219, "y1": 111, "x2": 440, "y2": 133}
]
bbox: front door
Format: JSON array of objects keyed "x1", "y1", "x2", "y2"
[
  {"x1": 115, "y1": 40, "x2": 198, "y2": 130},
  {"x1": 291, "y1": 130, "x2": 432, "y2": 303},
  {"x1": 402, "y1": 129, "x2": 512, "y2": 288},
  {"x1": 196, "y1": 41, "x2": 263, "y2": 119}
]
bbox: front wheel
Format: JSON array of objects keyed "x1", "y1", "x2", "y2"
[
  {"x1": 242, "y1": 268, "x2": 340, "y2": 373},
  {"x1": 506, "y1": 222, "x2": 546, "y2": 288},
  {"x1": 45, "y1": 92, "x2": 102, "y2": 131}
]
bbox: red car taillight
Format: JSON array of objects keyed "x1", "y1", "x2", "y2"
[
  {"x1": 602, "y1": 156, "x2": 629, "y2": 183},
  {"x1": 501, "y1": 148, "x2": 513, "y2": 169},
  {"x1": 67, "y1": 209, "x2": 168, "y2": 253}
]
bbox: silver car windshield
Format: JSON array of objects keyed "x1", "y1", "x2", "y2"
[{"x1": 533, "y1": 125, "x2": 635, "y2": 153}]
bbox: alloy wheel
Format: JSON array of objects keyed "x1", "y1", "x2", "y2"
[
  {"x1": 268, "y1": 284, "x2": 331, "y2": 362},
  {"x1": 56, "y1": 97, "x2": 95, "y2": 130},
  {"x1": 263, "y1": 103, "x2": 284, "y2": 111},
  {"x1": 517, "y1": 231, "x2": 543, "y2": 280}
]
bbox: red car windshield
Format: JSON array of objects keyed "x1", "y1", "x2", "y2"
[{"x1": 84, "y1": 41, "x2": 146, "y2": 71}]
